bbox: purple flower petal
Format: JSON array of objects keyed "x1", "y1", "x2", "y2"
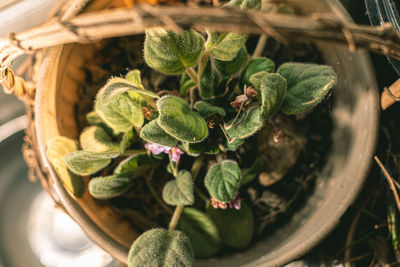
[
  {"x1": 170, "y1": 147, "x2": 184, "y2": 162},
  {"x1": 145, "y1": 142, "x2": 171, "y2": 155}
]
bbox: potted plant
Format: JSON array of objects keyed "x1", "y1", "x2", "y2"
[{"x1": 26, "y1": 0, "x2": 378, "y2": 266}]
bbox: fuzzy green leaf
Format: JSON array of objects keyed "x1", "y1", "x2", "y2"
[
  {"x1": 163, "y1": 170, "x2": 194, "y2": 206},
  {"x1": 178, "y1": 207, "x2": 222, "y2": 258},
  {"x1": 206, "y1": 201, "x2": 254, "y2": 249},
  {"x1": 204, "y1": 160, "x2": 241, "y2": 202},
  {"x1": 199, "y1": 57, "x2": 220, "y2": 100},
  {"x1": 242, "y1": 57, "x2": 275, "y2": 87},
  {"x1": 193, "y1": 101, "x2": 226, "y2": 118},
  {"x1": 180, "y1": 73, "x2": 196, "y2": 97},
  {"x1": 140, "y1": 119, "x2": 178, "y2": 147},
  {"x1": 95, "y1": 93, "x2": 143, "y2": 132},
  {"x1": 64, "y1": 150, "x2": 119, "y2": 176},
  {"x1": 206, "y1": 32, "x2": 247, "y2": 62},
  {"x1": 120, "y1": 130, "x2": 134, "y2": 153},
  {"x1": 46, "y1": 136, "x2": 84, "y2": 197},
  {"x1": 80, "y1": 126, "x2": 119, "y2": 152},
  {"x1": 225, "y1": 0, "x2": 261, "y2": 10},
  {"x1": 145, "y1": 29, "x2": 205, "y2": 74},
  {"x1": 114, "y1": 153, "x2": 152, "y2": 175},
  {"x1": 89, "y1": 172, "x2": 134, "y2": 199},
  {"x1": 157, "y1": 96, "x2": 208, "y2": 143},
  {"x1": 251, "y1": 72, "x2": 287, "y2": 120},
  {"x1": 224, "y1": 138, "x2": 244, "y2": 151},
  {"x1": 182, "y1": 140, "x2": 220, "y2": 157},
  {"x1": 86, "y1": 110, "x2": 116, "y2": 136},
  {"x1": 225, "y1": 106, "x2": 263, "y2": 142},
  {"x1": 214, "y1": 46, "x2": 248, "y2": 75},
  {"x1": 128, "y1": 228, "x2": 194, "y2": 267},
  {"x1": 277, "y1": 63, "x2": 337, "y2": 114},
  {"x1": 248, "y1": 71, "x2": 267, "y2": 89},
  {"x1": 240, "y1": 158, "x2": 264, "y2": 185}
]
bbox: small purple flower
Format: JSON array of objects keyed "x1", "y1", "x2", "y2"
[
  {"x1": 170, "y1": 147, "x2": 184, "y2": 162},
  {"x1": 211, "y1": 193, "x2": 243, "y2": 210},
  {"x1": 145, "y1": 142, "x2": 171, "y2": 155}
]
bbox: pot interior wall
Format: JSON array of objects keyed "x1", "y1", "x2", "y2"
[{"x1": 35, "y1": 0, "x2": 379, "y2": 266}]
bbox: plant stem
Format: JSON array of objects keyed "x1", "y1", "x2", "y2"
[
  {"x1": 191, "y1": 155, "x2": 204, "y2": 182},
  {"x1": 197, "y1": 50, "x2": 210, "y2": 77},
  {"x1": 194, "y1": 187, "x2": 209, "y2": 202},
  {"x1": 145, "y1": 173, "x2": 173, "y2": 215},
  {"x1": 168, "y1": 151, "x2": 179, "y2": 177},
  {"x1": 185, "y1": 67, "x2": 198, "y2": 85},
  {"x1": 121, "y1": 149, "x2": 146, "y2": 157},
  {"x1": 252, "y1": 35, "x2": 268, "y2": 58},
  {"x1": 168, "y1": 204, "x2": 184, "y2": 232}
]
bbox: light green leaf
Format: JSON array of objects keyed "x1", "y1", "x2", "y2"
[
  {"x1": 204, "y1": 160, "x2": 241, "y2": 202},
  {"x1": 225, "y1": 0, "x2": 261, "y2": 10},
  {"x1": 162, "y1": 170, "x2": 194, "y2": 206},
  {"x1": 64, "y1": 150, "x2": 119, "y2": 176},
  {"x1": 206, "y1": 201, "x2": 254, "y2": 249},
  {"x1": 242, "y1": 57, "x2": 275, "y2": 87},
  {"x1": 86, "y1": 110, "x2": 117, "y2": 136},
  {"x1": 80, "y1": 126, "x2": 119, "y2": 152},
  {"x1": 178, "y1": 207, "x2": 222, "y2": 258},
  {"x1": 225, "y1": 106, "x2": 264, "y2": 142},
  {"x1": 125, "y1": 69, "x2": 145, "y2": 89},
  {"x1": 240, "y1": 158, "x2": 264, "y2": 185},
  {"x1": 140, "y1": 119, "x2": 178, "y2": 147},
  {"x1": 120, "y1": 130, "x2": 134, "y2": 153},
  {"x1": 114, "y1": 153, "x2": 152, "y2": 175},
  {"x1": 46, "y1": 136, "x2": 84, "y2": 197},
  {"x1": 193, "y1": 101, "x2": 226, "y2": 118},
  {"x1": 145, "y1": 29, "x2": 205, "y2": 74},
  {"x1": 180, "y1": 72, "x2": 196, "y2": 97},
  {"x1": 125, "y1": 69, "x2": 156, "y2": 108},
  {"x1": 157, "y1": 96, "x2": 208, "y2": 143},
  {"x1": 214, "y1": 46, "x2": 248, "y2": 75},
  {"x1": 89, "y1": 172, "x2": 134, "y2": 199},
  {"x1": 277, "y1": 63, "x2": 337, "y2": 114},
  {"x1": 199, "y1": 57, "x2": 220, "y2": 100},
  {"x1": 248, "y1": 71, "x2": 267, "y2": 89},
  {"x1": 128, "y1": 228, "x2": 194, "y2": 267},
  {"x1": 251, "y1": 72, "x2": 287, "y2": 120},
  {"x1": 206, "y1": 32, "x2": 247, "y2": 62}
]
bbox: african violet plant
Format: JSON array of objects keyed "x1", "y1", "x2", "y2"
[{"x1": 45, "y1": 0, "x2": 337, "y2": 266}]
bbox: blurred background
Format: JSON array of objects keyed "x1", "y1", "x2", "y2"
[{"x1": 0, "y1": 0, "x2": 399, "y2": 266}]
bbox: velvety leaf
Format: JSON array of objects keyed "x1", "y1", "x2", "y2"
[
  {"x1": 114, "y1": 153, "x2": 152, "y2": 175},
  {"x1": 128, "y1": 228, "x2": 194, "y2": 267},
  {"x1": 125, "y1": 69, "x2": 156, "y2": 108},
  {"x1": 199, "y1": 57, "x2": 220, "y2": 100},
  {"x1": 145, "y1": 29, "x2": 205, "y2": 74},
  {"x1": 162, "y1": 170, "x2": 194, "y2": 206},
  {"x1": 214, "y1": 46, "x2": 248, "y2": 75},
  {"x1": 206, "y1": 32, "x2": 247, "y2": 62},
  {"x1": 252, "y1": 72, "x2": 287, "y2": 120},
  {"x1": 120, "y1": 130, "x2": 134, "y2": 153},
  {"x1": 225, "y1": 106, "x2": 263, "y2": 142},
  {"x1": 140, "y1": 119, "x2": 178, "y2": 147},
  {"x1": 86, "y1": 110, "x2": 116, "y2": 136},
  {"x1": 277, "y1": 63, "x2": 337, "y2": 114},
  {"x1": 182, "y1": 140, "x2": 220, "y2": 156},
  {"x1": 95, "y1": 93, "x2": 143, "y2": 132},
  {"x1": 157, "y1": 96, "x2": 208, "y2": 143},
  {"x1": 240, "y1": 158, "x2": 264, "y2": 185},
  {"x1": 46, "y1": 136, "x2": 84, "y2": 197},
  {"x1": 242, "y1": 57, "x2": 275, "y2": 87},
  {"x1": 64, "y1": 150, "x2": 119, "y2": 176},
  {"x1": 206, "y1": 201, "x2": 254, "y2": 249},
  {"x1": 177, "y1": 207, "x2": 222, "y2": 258},
  {"x1": 89, "y1": 172, "x2": 134, "y2": 199},
  {"x1": 225, "y1": 0, "x2": 261, "y2": 10},
  {"x1": 98, "y1": 77, "x2": 159, "y2": 104},
  {"x1": 224, "y1": 138, "x2": 244, "y2": 151},
  {"x1": 248, "y1": 71, "x2": 268, "y2": 89},
  {"x1": 180, "y1": 72, "x2": 196, "y2": 97},
  {"x1": 204, "y1": 160, "x2": 241, "y2": 202},
  {"x1": 80, "y1": 126, "x2": 119, "y2": 152},
  {"x1": 193, "y1": 101, "x2": 226, "y2": 118}
]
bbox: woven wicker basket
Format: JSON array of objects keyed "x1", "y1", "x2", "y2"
[{"x1": 1, "y1": 0, "x2": 380, "y2": 266}]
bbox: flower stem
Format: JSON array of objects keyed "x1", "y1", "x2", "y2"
[
  {"x1": 185, "y1": 67, "x2": 198, "y2": 85},
  {"x1": 121, "y1": 149, "x2": 146, "y2": 157},
  {"x1": 168, "y1": 204, "x2": 184, "y2": 232},
  {"x1": 168, "y1": 151, "x2": 179, "y2": 177}
]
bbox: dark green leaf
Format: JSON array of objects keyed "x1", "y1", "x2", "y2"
[
  {"x1": 46, "y1": 136, "x2": 84, "y2": 197},
  {"x1": 224, "y1": 138, "x2": 244, "y2": 151},
  {"x1": 204, "y1": 160, "x2": 241, "y2": 202},
  {"x1": 240, "y1": 158, "x2": 264, "y2": 185},
  {"x1": 114, "y1": 153, "x2": 152, "y2": 175},
  {"x1": 206, "y1": 201, "x2": 254, "y2": 249},
  {"x1": 140, "y1": 119, "x2": 178, "y2": 147},
  {"x1": 128, "y1": 228, "x2": 194, "y2": 267},
  {"x1": 182, "y1": 140, "x2": 220, "y2": 157},
  {"x1": 145, "y1": 29, "x2": 205, "y2": 74},
  {"x1": 80, "y1": 126, "x2": 119, "y2": 152},
  {"x1": 157, "y1": 96, "x2": 208, "y2": 143},
  {"x1": 89, "y1": 172, "x2": 134, "y2": 199},
  {"x1": 277, "y1": 63, "x2": 337, "y2": 114},
  {"x1": 225, "y1": 106, "x2": 264, "y2": 142},
  {"x1": 178, "y1": 207, "x2": 222, "y2": 258},
  {"x1": 162, "y1": 170, "x2": 194, "y2": 206},
  {"x1": 214, "y1": 47, "x2": 248, "y2": 75},
  {"x1": 193, "y1": 101, "x2": 226, "y2": 118},
  {"x1": 199, "y1": 57, "x2": 220, "y2": 100},
  {"x1": 242, "y1": 57, "x2": 275, "y2": 87},
  {"x1": 64, "y1": 150, "x2": 119, "y2": 176}
]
